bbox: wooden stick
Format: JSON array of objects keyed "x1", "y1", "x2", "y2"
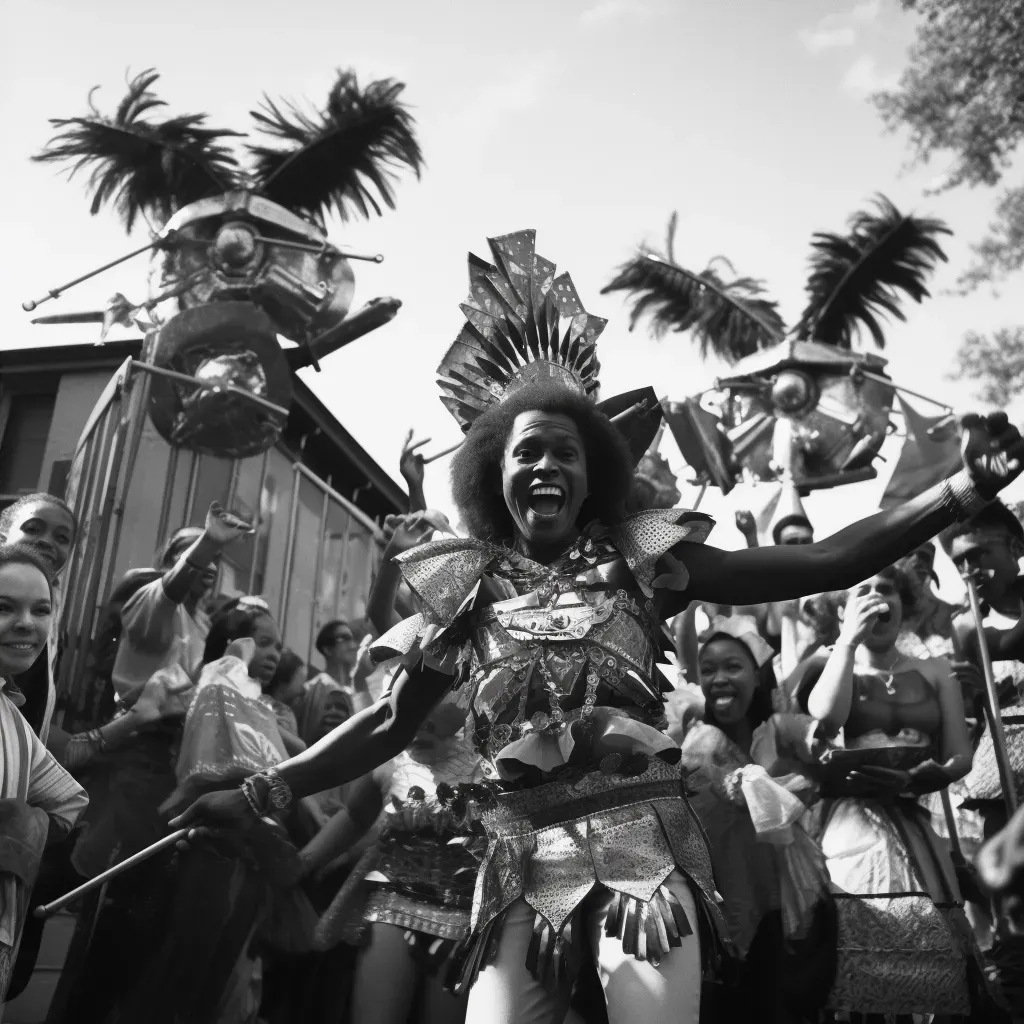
[
  {"x1": 963, "y1": 573, "x2": 1018, "y2": 815},
  {"x1": 421, "y1": 440, "x2": 463, "y2": 465},
  {"x1": 33, "y1": 829, "x2": 189, "y2": 919}
]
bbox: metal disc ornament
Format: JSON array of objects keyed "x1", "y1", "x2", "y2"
[{"x1": 148, "y1": 301, "x2": 293, "y2": 459}]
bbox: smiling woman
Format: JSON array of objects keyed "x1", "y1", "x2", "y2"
[{"x1": 0, "y1": 545, "x2": 87, "y2": 1002}]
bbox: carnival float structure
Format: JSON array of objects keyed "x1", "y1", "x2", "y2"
[
  {"x1": 22, "y1": 68, "x2": 422, "y2": 732},
  {"x1": 602, "y1": 198, "x2": 960, "y2": 510}
]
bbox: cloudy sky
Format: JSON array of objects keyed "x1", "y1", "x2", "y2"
[{"x1": 4, "y1": 0, "x2": 1023, "y2": 580}]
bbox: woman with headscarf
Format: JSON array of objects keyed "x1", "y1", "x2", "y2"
[{"x1": 681, "y1": 615, "x2": 833, "y2": 1024}]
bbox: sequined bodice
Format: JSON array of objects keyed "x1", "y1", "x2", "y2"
[
  {"x1": 462, "y1": 534, "x2": 666, "y2": 766},
  {"x1": 845, "y1": 671, "x2": 942, "y2": 742}
]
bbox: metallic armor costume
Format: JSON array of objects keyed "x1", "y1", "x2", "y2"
[{"x1": 374, "y1": 513, "x2": 728, "y2": 990}]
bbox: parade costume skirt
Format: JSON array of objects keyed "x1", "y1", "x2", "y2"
[
  {"x1": 821, "y1": 796, "x2": 981, "y2": 1017},
  {"x1": 314, "y1": 829, "x2": 477, "y2": 971},
  {"x1": 448, "y1": 759, "x2": 727, "y2": 994}
]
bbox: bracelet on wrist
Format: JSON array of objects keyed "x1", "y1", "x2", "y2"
[
  {"x1": 940, "y1": 469, "x2": 990, "y2": 522},
  {"x1": 240, "y1": 767, "x2": 293, "y2": 817}
]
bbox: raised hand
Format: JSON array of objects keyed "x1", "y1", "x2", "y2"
[
  {"x1": 383, "y1": 510, "x2": 452, "y2": 558},
  {"x1": 204, "y1": 502, "x2": 255, "y2": 546},
  {"x1": 400, "y1": 430, "x2": 428, "y2": 491},
  {"x1": 838, "y1": 588, "x2": 889, "y2": 648},
  {"x1": 961, "y1": 412, "x2": 1024, "y2": 499},
  {"x1": 734, "y1": 510, "x2": 757, "y2": 538}
]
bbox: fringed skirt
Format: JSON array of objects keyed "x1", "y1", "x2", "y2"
[
  {"x1": 821, "y1": 796, "x2": 981, "y2": 1017},
  {"x1": 448, "y1": 759, "x2": 727, "y2": 995}
]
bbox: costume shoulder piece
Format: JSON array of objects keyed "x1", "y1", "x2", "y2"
[
  {"x1": 610, "y1": 508, "x2": 715, "y2": 598},
  {"x1": 392, "y1": 536, "x2": 501, "y2": 624}
]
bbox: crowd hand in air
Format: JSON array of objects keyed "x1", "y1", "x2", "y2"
[
  {"x1": 734, "y1": 510, "x2": 758, "y2": 540},
  {"x1": 205, "y1": 501, "x2": 255, "y2": 546},
  {"x1": 961, "y1": 412, "x2": 1024, "y2": 498},
  {"x1": 399, "y1": 430, "x2": 428, "y2": 492},
  {"x1": 353, "y1": 634, "x2": 375, "y2": 686}
]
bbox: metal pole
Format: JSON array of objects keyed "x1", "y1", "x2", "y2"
[
  {"x1": 964, "y1": 573, "x2": 1018, "y2": 814},
  {"x1": 155, "y1": 445, "x2": 180, "y2": 551},
  {"x1": 278, "y1": 462, "x2": 303, "y2": 625},
  {"x1": 183, "y1": 450, "x2": 201, "y2": 526},
  {"x1": 307, "y1": 484, "x2": 331, "y2": 665},
  {"x1": 247, "y1": 449, "x2": 271, "y2": 595},
  {"x1": 21, "y1": 239, "x2": 160, "y2": 311},
  {"x1": 63, "y1": 397, "x2": 129, "y2": 724},
  {"x1": 226, "y1": 458, "x2": 242, "y2": 509},
  {"x1": 34, "y1": 830, "x2": 190, "y2": 919},
  {"x1": 692, "y1": 481, "x2": 709, "y2": 510},
  {"x1": 131, "y1": 360, "x2": 290, "y2": 420},
  {"x1": 99, "y1": 370, "x2": 151, "y2": 608}
]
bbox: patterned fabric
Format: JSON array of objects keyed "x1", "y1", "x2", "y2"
[
  {"x1": 609, "y1": 509, "x2": 714, "y2": 597},
  {"x1": 820, "y1": 796, "x2": 977, "y2": 1015},
  {"x1": 0, "y1": 686, "x2": 87, "y2": 950},
  {"x1": 315, "y1": 738, "x2": 484, "y2": 951},
  {"x1": 829, "y1": 892, "x2": 971, "y2": 1016},
  {"x1": 372, "y1": 512, "x2": 724, "y2": 986}
]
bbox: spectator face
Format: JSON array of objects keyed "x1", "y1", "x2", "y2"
[
  {"x1": 698, "y1": 637, "x2": 758, "y2": 727},
  {"x1": 247, "y1": 614, "x2": 282, "y2": 684},
  {"x1": 319, "y1": 691, "x2": 352, "y2": 738},
  {"x1": 0, "y1": 563, "x2": 52, "y2": 675},
  {"x1": 2, "y1": 500, "x2": 75, "y2": 577},
  {"x1": 777, "y1": 523, "x2": 813, "y2": 546},
  {"x1": 325, "y1": 623, "x2": 360, "y2": 671},
  {"x1": 948, "y1": 527, "x2": 1022, "y2": 603}
]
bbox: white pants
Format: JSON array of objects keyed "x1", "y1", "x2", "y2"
[{"x1": 465, "y1": 871, "x2": 702, "y2": 1024}]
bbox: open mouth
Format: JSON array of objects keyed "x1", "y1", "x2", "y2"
[
  {"x1": 876, "y1": 609, "x2": 892, "y2": 625},
  {"x1": 528, "y1": 484, "x2": 566, "y2": 518},
  {"x1": 709, "y1": 689, "x2": 736, "y2": 714}
]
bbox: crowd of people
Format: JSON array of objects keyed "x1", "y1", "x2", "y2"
[{"x1": 4, "y1": 242, "x2": 1024, "y2": 1024}]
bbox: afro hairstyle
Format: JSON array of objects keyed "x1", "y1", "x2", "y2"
[{"x1": 449, "y1": 381, "x2": 635, "y2": 543}]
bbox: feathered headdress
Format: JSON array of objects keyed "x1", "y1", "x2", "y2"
[
  {"x1": 436, "y1": 230, "x2": 604, "y2": 429},
  {"x1": 602, "y1": 196, "x2": 951, "y2": 361},
  {"x1": 34, "y1": 68, "x2": 423, "y2": 233},
  {"x1": 436, "y1": 231, "x2": 664, "y2": 463}
]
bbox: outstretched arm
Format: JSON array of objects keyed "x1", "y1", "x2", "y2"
[
  {"x1": 171, "y1": 663, "x2": 452, "y2": 830},
  {"x1": 669, "y1": 414, "x2": 1023, "y2": 611}
]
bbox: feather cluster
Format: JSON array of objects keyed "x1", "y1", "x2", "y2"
[
  {"x1": 602, "y1": 248, "x2": 785, "y2": 363},
  {"x1": 35, "y1": 68, "x2": 423, "y2": 233},
  {"x1": 249, "y1": 72, "x2": 423, "y2": 228},
  {"x1": 437, "y1": 230, "x2": 604, "y2": 431},
  {"x1": 33, "y1": 70, "x2": 241, "y2": 232},
  {"x1": 794, "y1": 194, "x2": 951, "y2": 349}
]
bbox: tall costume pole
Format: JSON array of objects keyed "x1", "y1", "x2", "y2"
[{"x1": 963, "y1": 571, "x2": 1018, "y2": 814}]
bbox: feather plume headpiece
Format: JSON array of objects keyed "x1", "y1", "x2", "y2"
[
  {"x1": 33, "y1": 68, "x2": 423, "y2": 233},
  {"x1": 602, "y1": 199, "x2": 950, "y2": 359},
  {"x1": 437, "y1": 230, "x2": 605, "y2": 431}
]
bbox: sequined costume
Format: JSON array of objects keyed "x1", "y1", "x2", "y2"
[
  {"x1": 315, "y1": 728, "x2": 485, "y2": 962},
  {"x1": 372, "y1": 512, "x2": 728, "y2": 992}
]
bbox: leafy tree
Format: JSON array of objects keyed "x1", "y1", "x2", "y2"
[
  {"x1": 875, "y1": 0, "x2": 1024, "y2": 290},
  {"x1": 950, "y1": 327, "x2": 1024, "y2": 407}
]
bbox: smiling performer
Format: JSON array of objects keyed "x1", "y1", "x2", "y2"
[{"x1": 174, "y1": 230, "x2": 1024, "y2": 1024}]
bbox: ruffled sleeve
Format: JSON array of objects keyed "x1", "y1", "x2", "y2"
[
  {"x1": 609, "y1": 508, "x2": 715, "y2": 598},
  {"x1": 370, "y1": 538, "x2": 498, "y2": 663}
]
